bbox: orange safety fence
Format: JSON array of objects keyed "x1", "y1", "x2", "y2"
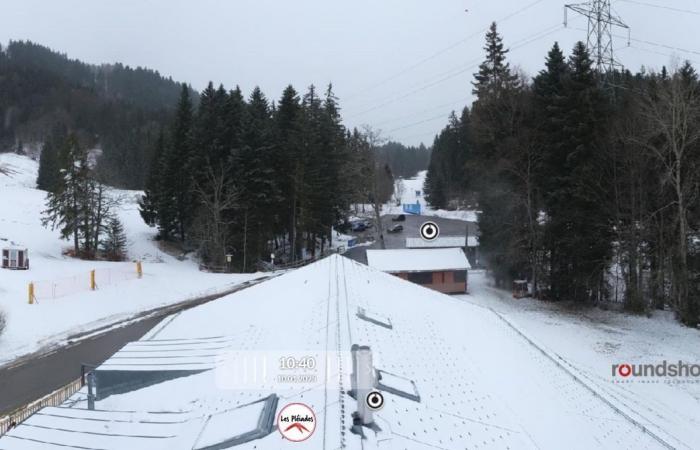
[{"x1": 29, "y1": 262, "x2": 142, "y2": 303}]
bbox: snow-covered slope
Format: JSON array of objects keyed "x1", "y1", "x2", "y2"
[
  {"x1": 460, "y1": 275, "x2": 700, "y2": 449},
  {"x1": 0, "y1": 153, "x2": 262, "y2": 365},
  {"x1": 386, "y1": 170, "x2": 479, "y2": 222},
  {"x1": 3, "y1": 255, "x2": 681, "y2": 449}
]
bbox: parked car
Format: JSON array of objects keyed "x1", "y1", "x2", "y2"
[
  {"x1": 351, "y1": 221, "x2": 367, "y2": 232},
  {"x1": 392, "y1": 214, "x2": 406, "y2": 222},
  {"x1": 363, "y1": 219, "x2": 374, "y2": 228},
  {"x1": 387, "y1": 224, "x2": 404, "y2": 233}
]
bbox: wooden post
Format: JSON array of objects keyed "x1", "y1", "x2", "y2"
[
  {"x1": 90, "y1": 270, "x2": 96, "y2": 290},
  {"x1": 136, "y1": 261, "x2": 143, "y2": 279},
  {"x1": 28, "y1": 282, "x2": 35, "y2": 304}
]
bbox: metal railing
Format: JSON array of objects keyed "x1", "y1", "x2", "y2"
[{"x1": 0, "y1": 377, "x2": 83, "y2": 436}]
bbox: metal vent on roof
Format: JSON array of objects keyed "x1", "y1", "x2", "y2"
[
  {"x1": 193, "y1": 394, "x2": 278, "y2": 449},
  {"x1": 356, "y1": 307, "x2": 393, "y2": 329},
  {"x1": 376, "y1": 369, "x2": 421, "y2": 402}
]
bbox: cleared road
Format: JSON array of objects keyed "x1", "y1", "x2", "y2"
[
  {"x1": 0, "y1": 317, "x2": 159, "y2": 414},
  {"x1": 0, "y1": 276, "x2": 271, "y2": 415}
]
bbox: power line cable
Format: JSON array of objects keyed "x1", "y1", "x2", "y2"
[
  {"x1": 569, "y1": 26, "x2": 700, "y2": 57},
  {"x1": 372, "y1": 96, "x2": 471, "y2": 127},
  {"x1": 343, "y1": 0, "x2": 549, "y2": 102},
  {"x1": 616, "y1": 0, "x2": 700, "y2": 16},
  {"x1": 346, "y1": 22, "x2": 566, "y2": 119},
  {"x1": 627, "y1": 44, "x2": 699, "y2": 65},
  {"x1": 386, "y1": 112, "x2": 454, "y2": 133}
]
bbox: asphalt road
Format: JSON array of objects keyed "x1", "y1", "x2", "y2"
[
  {"x1": 0, "y1": 276, "x2": 272, "y2": 416},
  {"x1": 0, "y1": 317, "x2": 160, "y2": 415},
  {"x1": 345, "y1": 214, "x2": 479, "y2": 264}
]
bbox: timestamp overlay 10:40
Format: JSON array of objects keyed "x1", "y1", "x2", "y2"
[{"x1": 214, "y1": 351, "x2": 357, "y2": 391}]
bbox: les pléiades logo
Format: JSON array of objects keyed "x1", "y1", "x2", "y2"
[{"x1": 612, "y1": 360, "x2": 700, "y2": 383}]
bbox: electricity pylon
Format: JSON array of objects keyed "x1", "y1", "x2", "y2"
[{"x1": 565, "y1": 0, "x2": 630, "y2": 76}]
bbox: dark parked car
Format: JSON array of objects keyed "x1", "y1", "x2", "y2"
[
  {"x1": 351, "y1": 221, "x2": 367, "y2": 232},
  {"x1": 387, "y1": 224, "x2": 404, "y2": 233},
  {"x1": 392, "y1": 214, "x2": 406, "y2": 222}
]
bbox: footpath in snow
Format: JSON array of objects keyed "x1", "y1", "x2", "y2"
[{"x1": 0, "y1": 153, "x2": 262, "y2": 365}]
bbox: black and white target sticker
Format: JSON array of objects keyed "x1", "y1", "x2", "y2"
[
  {"x1": 419, "y1": 221, "x2": 440, "y2": 241},
  {"x1": 365, "y1": 391, "x2": 385, "y2": 411}
]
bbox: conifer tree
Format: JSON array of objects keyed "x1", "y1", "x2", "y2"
[
  {"x1": 236, "y1": 87, "x2": 277, "y2": 269},
  {"x1": 36, "y1": 126, "x2": 66, "y2": 192},
  {"x1": 472, "y1": 22, "x2": 518, "y2": 99},
  {"x1": 42, "y1": 134, "x2": 92, "y2": 255},
  {"x1": 139, "y1": 130, "x2": 165, "y2": 227},
  {"x1": 275, "y1": 85, "x2": 304, "y2": 260},
  {"x1": 548, "y1": 42, "x2": 612, "y2": 302},
  {"x1": 469, "y1": 22, "x2": 525, "y2": 286},
  {"x1": 101, "y1": 216, "x2": 128, "y2": 261},
  {"x1": 161, "y1": 84, "x2": 195, "y2": 241}
]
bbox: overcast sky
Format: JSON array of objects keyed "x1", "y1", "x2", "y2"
[{"x1": 1, "y1": 0, "x2": 698, "y2": 146}]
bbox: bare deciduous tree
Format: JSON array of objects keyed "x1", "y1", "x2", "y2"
[
  {"x1": 192, "y1": 163, "x2": 239, "y2": 267},
  {"x1": 361, "y1": 126, "x2": 392, "y2": 250},
  {"x1": 636, "y1": 66, "x2": 700, "y2": 324}
]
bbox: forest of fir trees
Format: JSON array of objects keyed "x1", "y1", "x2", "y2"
[
  {"x1": 425, "y1": 23, "x2": 700, "y2": 326},
  {"x1": 138, "y1": 82, "x2": 396, "y2": 272}
]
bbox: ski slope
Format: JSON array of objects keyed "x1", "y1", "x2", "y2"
[
  {"x1": 1, "y1": 255, "x2": 687, "y2": 449},
  {"x1": 385, "y1": 170, "x2": 479, "y2": 222},
  {"x1": 0, "y1": 153, "x2": 262, "y2": 365}
]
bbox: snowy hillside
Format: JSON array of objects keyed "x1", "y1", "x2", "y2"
[
  {"x1": 388, "y1": 170, "x2": 478, "y2": 222},
  {"x1": 0, "y1": 153, "x2": 262, "y2": 365}
]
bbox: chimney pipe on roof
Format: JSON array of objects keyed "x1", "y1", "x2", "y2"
[{"x1": 352, "y1": 345, "x2": 376, "y2": 425}]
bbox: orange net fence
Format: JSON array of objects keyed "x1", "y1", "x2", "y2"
[{"x1": 30, "y1": 263, "x2": 142, "y2": 302}]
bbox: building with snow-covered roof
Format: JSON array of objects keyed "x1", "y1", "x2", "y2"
[
  {"x1": 405, "y1": 235, "x2": 478, "y2": 249},
  {"x1": 0, "y1": 255, "x2": 677, "y2": 449},
  {"x1": 406, "y1": 235, "x2": 480, "y2": 267},
  {"x1": 366, "y1": 248, "x2": 470, "y2": 294}
]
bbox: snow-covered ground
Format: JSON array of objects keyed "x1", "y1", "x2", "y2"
[
  {"x1": 0, "y1": 153, "x2": 263, "y2": 365},
  {"x1": 2, "y1": 255, "x2": 690, "y2": 449},
  {"x1": 458, "y1": 272, "x2": 700, "y2": 448},
  {"x1": 384, "y1": 170, "x2": 479, "y2": 222}
]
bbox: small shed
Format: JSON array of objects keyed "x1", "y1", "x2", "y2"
[
  {"x1": 1, "y1": 246, "x2": 29, "y2": 270},
  {"x1": 366, "y1": 248, "x2": 470, "y2": 294}
]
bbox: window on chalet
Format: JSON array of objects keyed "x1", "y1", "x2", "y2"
[
  {"x1": 453, "y1": 270, "x2": 467, "y2": 283},
  {"x1": 407, "y1": 271, "x2": 433, "y2": 285}
]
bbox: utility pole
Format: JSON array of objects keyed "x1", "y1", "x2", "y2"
[{"x1": 564, "y1": 0, "x2": 630, "y2": 77}]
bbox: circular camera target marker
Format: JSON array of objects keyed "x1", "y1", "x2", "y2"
[
  {"x1": 277, "y1": 403, "x2": 316, "y2": 442},
  {"x1": 419, "y1": 221, "x2": 440, "y2": 241},
  {"x1": 365, "y1": 391, "x2": 385, "y2": 411}
]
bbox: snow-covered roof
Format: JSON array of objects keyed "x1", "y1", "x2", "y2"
[
  {"x1": 366, "y1": 247, "x2": 471, "y2": 272},
  {"x1": 405, "y1": 235, "x2": 479, "y2": 248},
  {"x1": 1, "y1": 245, "x2": 27, "y2": 251},
  {"x1": 0, "y1": 255, "x2": 673, "y2": 449}
]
